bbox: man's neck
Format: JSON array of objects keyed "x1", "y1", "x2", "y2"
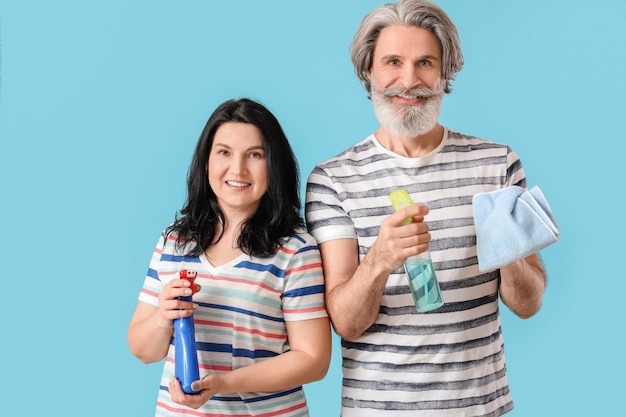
[{"x1": 374, "y1": 123, "x2": 444, "y2": 158}]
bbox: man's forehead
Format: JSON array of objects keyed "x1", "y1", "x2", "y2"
[{"x1": 374, "y1": 25, "x2": 442, "y2": 58}]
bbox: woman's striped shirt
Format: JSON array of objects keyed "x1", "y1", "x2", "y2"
[
  {"x1": 305, "y1": 128, "x2": 526, "y2": 417},
  {"x1": 138, "y1": 228, "x2": 327, "y2": 417}
]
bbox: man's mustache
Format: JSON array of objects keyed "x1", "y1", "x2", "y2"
[{"x1": 379, "y1": 84, "x2": 443, "y2": 99}]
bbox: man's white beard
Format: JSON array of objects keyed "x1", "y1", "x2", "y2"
[{"x1": 370, "y1": 76, "x2": 444, "y2": 138}]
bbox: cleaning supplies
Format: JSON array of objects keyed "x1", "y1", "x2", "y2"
[
  {"x1": 174, "y1": 269, "x2": 201, "y2": 394},
  {"x1": 389, "y1": 190, "x2": 444, "y2": 313}
]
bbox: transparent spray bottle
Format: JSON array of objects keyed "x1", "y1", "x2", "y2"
[{"x1": 389, "y1": 190, "x2": 444, "y2": 312}]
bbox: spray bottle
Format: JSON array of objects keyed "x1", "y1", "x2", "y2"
[
  {"x1": 174, "y1": 269, "x2": 201, "y2": 394},
  {"x1": 389, "y1": 190, "x2": 444, "y2": 312}
]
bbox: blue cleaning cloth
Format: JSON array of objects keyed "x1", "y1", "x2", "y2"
[{"x1": 473, "y1": 185, "x2": 559, "y2": 271}]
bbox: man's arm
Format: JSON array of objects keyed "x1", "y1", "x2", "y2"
[
  {"x1": 318, "y1": 238, "x2": 387, "y2": 341},
  {"x1": 320, "y1": 205, "x2": 431, "y2": 341},
  {"x1": 499, "y1": 253, "x2": 546, "y2": 319}
]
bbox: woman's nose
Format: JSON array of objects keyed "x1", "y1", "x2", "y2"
[{"x1": 229, "y1": 156, "x2": 247, "y2": 175}]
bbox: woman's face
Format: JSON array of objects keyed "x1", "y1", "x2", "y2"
[{"x1": 207, "y1": 122, "x2": 268, "y2": 219}]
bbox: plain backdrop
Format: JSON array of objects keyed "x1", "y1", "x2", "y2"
[{"x1": 1, "y1": 1, "x2": 624, "y2": 416}]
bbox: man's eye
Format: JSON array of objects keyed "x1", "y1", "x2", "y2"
[{"x1": 419, "y1": 60, "x2": 431, "y2": 67}]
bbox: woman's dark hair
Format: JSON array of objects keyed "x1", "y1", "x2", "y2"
[{"x1": 166, "y1": 98, "x2": 304, "y2": 257}]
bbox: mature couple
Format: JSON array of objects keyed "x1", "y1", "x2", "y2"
[{"x1": 128, "y1": 1, "x2": 547, "y2": 416}]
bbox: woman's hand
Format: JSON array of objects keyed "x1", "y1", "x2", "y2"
[
  {"x1": 169, "y1": 374, "x2": 224, "y2": 410},
  {"x1": 127, "y1": 278, "x2": 201, "y2": 363},
  {"x1": 155, "y1": 278, "x2": 201, "y2": 328}
]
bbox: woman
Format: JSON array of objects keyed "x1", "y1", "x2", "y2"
[{"x1": 128, "y1": 98, "x2": 331, "y2": 416}]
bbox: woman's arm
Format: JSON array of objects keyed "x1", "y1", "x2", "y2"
[
  {"x1": 127, "y1": 278, "x2": 198, "y2": 363},
  {"x1": 169, "y1": 316, "x2": 332, "y2": 409}
]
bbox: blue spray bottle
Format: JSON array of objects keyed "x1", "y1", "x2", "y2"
[
  {"x1": 389, "y1": 190, "x2": 444, "y2": 312},
  {"x1": 174, "y1": 269, "x2": 201, "y2": 394}
]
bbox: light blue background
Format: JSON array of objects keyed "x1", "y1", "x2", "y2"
[{"x1": 1, "y1": 1, "x2": 624, "y2": 415}]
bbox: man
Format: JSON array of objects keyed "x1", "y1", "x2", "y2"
[{"x1": 304, "y1": 1, "x2": 546, "y2": 416}]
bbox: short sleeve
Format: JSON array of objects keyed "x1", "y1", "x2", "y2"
[
  {"x1": 505, "y1": 146, "x2": 528, "y2": 189},
  {"x1": 305, "y1": 165, "x2": 357, "y2": 245},
  {"x1": 281, "y1": 232, "x2": 328, "y2": 322},
  {"x1": 137, "y1": 232, "x2": 166, "y2": 308}
]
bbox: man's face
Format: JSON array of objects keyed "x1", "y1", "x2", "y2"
[{"x1": 368, "y1": 25, "x2": 445, "y2": 138}]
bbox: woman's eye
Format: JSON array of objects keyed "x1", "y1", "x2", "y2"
[{"x1": 249, "y1": 151, "x2": 263, "y2": 159}]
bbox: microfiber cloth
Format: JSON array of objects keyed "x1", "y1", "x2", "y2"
[{"x1": 473, "y1": 185, "x2": 559, "y2": 271}]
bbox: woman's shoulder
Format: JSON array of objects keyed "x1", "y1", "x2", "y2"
[
  {"x1": 283, "y1": 228, "x2": 320, "y2": 249},
  {"x1": 157, "y1": 225, "x2": 200, "y2": 256}
]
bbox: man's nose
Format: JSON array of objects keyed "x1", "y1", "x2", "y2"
[{"x1": 400, "y1": 65, "x2": 421, "y2": 90}]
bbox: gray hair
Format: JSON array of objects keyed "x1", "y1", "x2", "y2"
[{"x1": 350, "y1": 0, "x2": 464, "y2": 94}]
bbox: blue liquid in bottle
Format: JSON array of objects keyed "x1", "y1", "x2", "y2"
[{"x1": 404, "y1": 257, "x2": 444, "y2": 312}]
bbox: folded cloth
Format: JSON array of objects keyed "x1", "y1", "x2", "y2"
[{"x1": 473, "y1": 185, "x2": 559, "y2": 271}]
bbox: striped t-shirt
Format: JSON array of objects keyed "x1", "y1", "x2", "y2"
[
  {"x1": 305, "y1": 128, "x2": 526, "y2": 417},
  {"x1": 138, "y1": 228, "x2": 327, "y2": 417}
]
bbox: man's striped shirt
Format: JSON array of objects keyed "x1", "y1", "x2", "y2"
[{"x1": 305, "y1": 128, "x2": 526, "y2": 417}]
